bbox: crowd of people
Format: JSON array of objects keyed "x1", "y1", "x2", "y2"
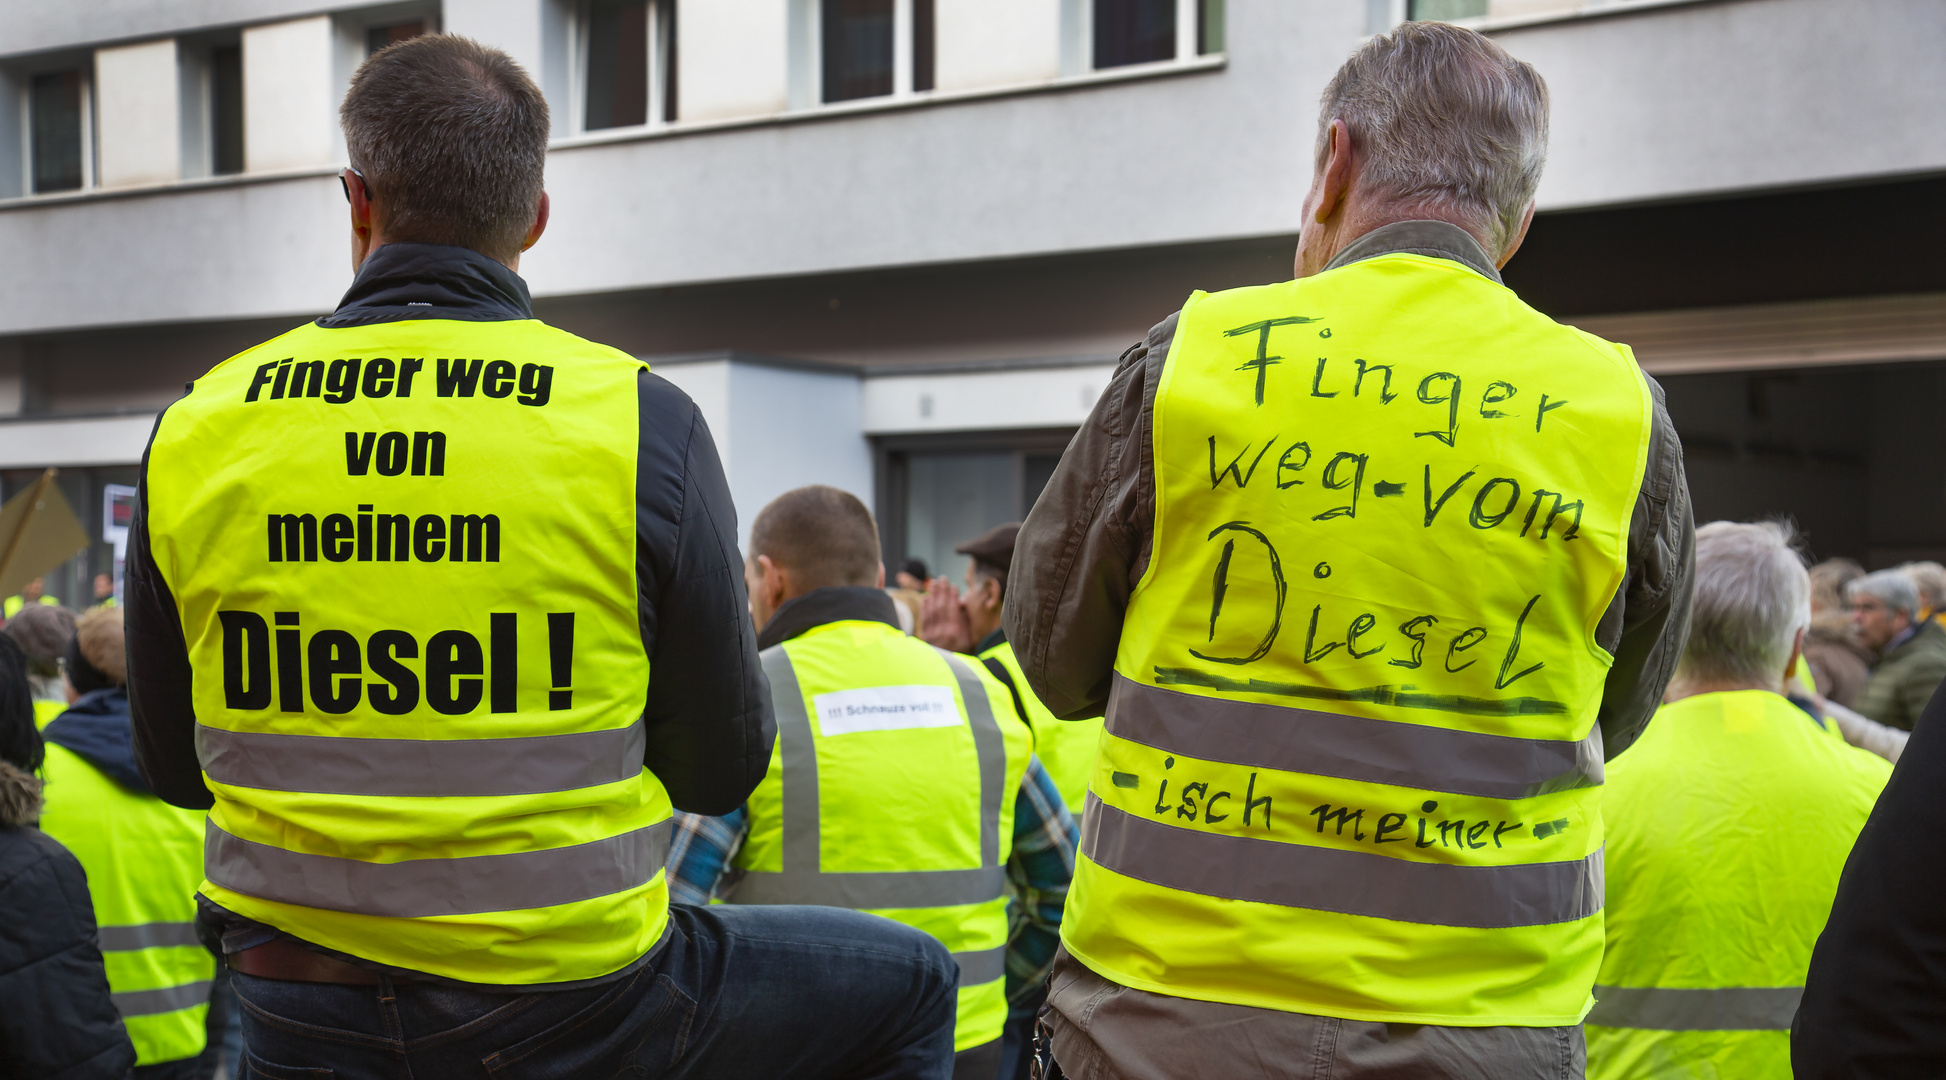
[{"x1": 5, "y1": 17, "x2": 1945, "y2": 1080}]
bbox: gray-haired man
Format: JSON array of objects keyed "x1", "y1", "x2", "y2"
[
  {"x1": 1007, "y1": 21, "x2": 1694, "y2": 1079},
  {"x1": 1848, "y1": 567, "x2": 1946, "y2": 730}
]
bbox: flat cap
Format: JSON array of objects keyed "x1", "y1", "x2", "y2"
[{"x1": 955, "y1": 522, "x2": 1022, "y2": 575}]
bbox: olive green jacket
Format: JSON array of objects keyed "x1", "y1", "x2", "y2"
[{"x1": 1855, "y1": 618, "x2": 1946, "y2": 731}]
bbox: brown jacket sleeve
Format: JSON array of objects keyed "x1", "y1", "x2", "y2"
[{"x1": 1005, "y1": 316, "x2": 1695, "y2": 756}]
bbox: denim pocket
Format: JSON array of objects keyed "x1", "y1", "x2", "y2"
[
  {"x1": 483, "y1": 970, "x2": 697, "y2": 1080},
  {"x1": 243, "y1": 1047, "x2": 336, "y2": 1080}
]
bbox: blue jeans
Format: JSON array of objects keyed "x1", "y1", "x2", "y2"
[{"x1": 234, "y1": 904, "x2": 958, "y2": 1080}]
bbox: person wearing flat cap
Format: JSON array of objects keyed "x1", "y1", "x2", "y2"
[{"x1": 919, "y1": 522, "x2": 1102, "y2": 1080}]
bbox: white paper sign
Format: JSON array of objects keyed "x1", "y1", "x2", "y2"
[{"x1": 813, "y1": 684, "x2": 961, "y2": 736}]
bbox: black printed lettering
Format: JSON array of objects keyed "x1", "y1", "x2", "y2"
[
  {"x1": 517, "y1": 363, "x2": 553, "y2": 407},
  {"x1": 275, "y1": 612, "x2": 303, "y2": 713},
  {"x1": 426, "y1": 630, "x2": 484, "y2": 715},
  {"x1": 345, "y1": 432, "x2": 375, "y2": 475},
  {"x1": 411, "y1": 431, "x2": 446, "y2": 477},
  {"x1": 481, "y1": 360, "x2": 517, "y2": 399},
  {"x1": 323, "y1": 358, "x2": 360, "y2": 405},
  {"x1": 374, "y1": 432, "x2": 408, "y2": 476},
  {"x1": 271, "y1": 358, "x2": 292, "y2": 399},
  {"x1": 245, "y1": 360, "x2": 285, "y2": 403},
  {"x1": 291, "y1": 360, "x2": 325, "y2": 399},
  {"x1": 268, "y1": 514, "x2": 318, "y2": 562},
  {"x1": 436, "y1": 357, "x2": 484, "y2": 397},
  {"x1": 361, "y1": 357, "x2": 396, "y2": 398},
  {"x1": 375, "y1": 514, "x2": 409, "y2": 562},
  {"x1": 220, "y1": 611, "x2": 271, "y2": 710},
  {"x1": 366, "y1": 630, "x2": 419, "y2": 714},
  {"x1": 448, "y1": 515, "x2": 501, "y2": 563},
  {"x1": 307, "y1": 630, "x2": 362, "y2": 714},
  {"x1": 321, "y1": 514, "x2": 354, "y2": 563},
  {"x1": 397, "y1": 357, "x2": 425, "y2": 397},
  {"x1": 414, "y1": 515, "x2": 446, "y2": 561}
]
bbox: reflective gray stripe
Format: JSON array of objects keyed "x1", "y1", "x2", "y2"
[
  {"x1": 1109, "y1": 675, "x2": 1602, "y2": 801},
  {"x1": 205, "y1": 818, "x2": 672, "y2": 919},
  {"x1": 1588, "y1": 985, "x2": 1802, "y2": 1031},
  {"x1": 734, "y1": 645, "x2": 1006, "y2": 911},
  {"x1": 113, "y1": 980, "x2": 212, "y2": 1018},
  {"x1": 940, "y1": 649, "x2": 1007, "y2": 870},
  {"x1": 197, "y1": 719, "x2": 647, "y2": 797},
  {"x1": 736, "y1": 866, "x2": 1005, "y2": 908},
  {"x1": 98, "y1": 922, "x2": 200, "y2": 952},
  {"x1": 1081, "y1": 795, "x2": 1602, "y2": 929},
  {"x1": 953, "y1": 945, "x2": 1006, "y2": 986}
]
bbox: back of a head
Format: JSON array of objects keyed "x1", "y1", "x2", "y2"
[
  {"x1": 1680, "y1": 520, "x2": 1810, "y2": 688},
  {"x1": 4, "y1": 602, "x2": 76, "y2": 679},
  {"x1": 1808, "y1": 558, "x2": 1865, "y2": 615},
  {"x1": 1319, "y1": 20, "x2": 1549, "y2": 254},
  {"x1": 340, "y1": 35, "x2": 550, "y2": 263},
  {"x1": 0, "y1": 635, "x2": 40, "y2": 774},
  {"x1": 1849, "y1": 568, "x2": 1920, "y2": 622},
  {"x1": 1902, "y1": 561, "x2": 1946, "y2": 613},
  {"x1": 750, "y1": 486, "x2": 881, "y2": 590},
  {"x1": 70, "y1": 606, "x2": 126, "y2": 692}
]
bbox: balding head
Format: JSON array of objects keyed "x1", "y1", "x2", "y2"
[{"x1": 746, "y1": 486, "x2": 883, "y2": 628}]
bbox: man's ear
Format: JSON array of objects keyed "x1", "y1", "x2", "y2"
[
  {"x1": 520, "y1": 192, "x2": 550, "y2": 254},
  {"x1": 1314, "y1": 119, "x2": 1356, "y2": 226},
  {"x1": 876, "y1": 563, "x2": 887, "y2": 589}
]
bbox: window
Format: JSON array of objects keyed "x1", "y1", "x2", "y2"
[
  {"x1": 1409, "y1": 0, "x2": 1488, "y2": 18},
  {"x1": 30, "y1": 69, "x2": 86, "y2": 194},
  {"x1": 210, "y1": 44, "x2": 243, "y2": 176},
  {"x1": 585, "y1": 0, "x2": 676, "y2": 129},
  {"x1": 1092, "y1": 0, "x2": 1221, "y2": 70},
  {"x1": 876, "y1": 430, "x2": 1073, "y2": 585},
  {"x1": 820, "y1": 0, "x2": 932, "y2": 105},
  {"x1": 367, "y1": 19, "x2": 431, "y2": 55}
]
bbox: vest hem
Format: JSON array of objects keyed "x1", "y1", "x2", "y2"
[{"x1": 1057, "y1": 937, "x2": 1596, "y2": 1028}]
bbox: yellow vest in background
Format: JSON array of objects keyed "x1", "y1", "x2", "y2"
[
  {"x1": 33, "y1": 698, "x2": 65, "y2": 730},
  {"x1": 143, "y1": 318, "x2": 672, "y2": 985},
  {"x1": 1063, "y1": 254, "x2": 1654, "y2": 1025},
  {"x1": 979, "y1": 638, "x2": 1101, "y2": 815},
  {"x1": 1588, "y1": 691, "x2": 1889, "y2": 1078},
  {"x1": 731, "y1": 618, "x2": 1033, "y2": 1051},
  {"x1": 39, "y1": 744, "x2": 212, "y2": 1065}
]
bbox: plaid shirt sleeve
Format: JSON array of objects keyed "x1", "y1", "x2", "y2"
[
  {"x1": 665, "y1": 806, "x2": 750, "y2": 906},
  {"x1": 1005, "y1": 756, "x2": 1079, "y2": 1009}
]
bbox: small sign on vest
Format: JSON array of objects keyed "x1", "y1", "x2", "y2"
[{"x1": 814, "y1": 685, "x2": 961, "y2": 736}]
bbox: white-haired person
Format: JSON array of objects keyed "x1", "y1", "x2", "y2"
[{"x1": 1586, "y1": 521, "x2": 1891, "y2": 1079}]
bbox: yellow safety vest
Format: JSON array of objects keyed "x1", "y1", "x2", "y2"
[
  {"x1": 731, "y1": 617, "x2": 1033, "y2": 1051},
  {"x1": 38, "y1": 743, "x2": 212, "y2": 1065},
  {"x1": 143, "y1": 318, "x2": 673, "y2": 985},
  {"x1": 1588, "y1": 690, "x2": 1889, "y2": 1077},
  {"x1": 1063, "y1": 253, "x2": 1655, "y2": 1026},
  {"x1": 33, "y1": 697, "x2": 65, "y2": 730},
  {"x1": 979, "y1": 637, "x2": 1102, "y2": 814},
  {"x1": 4, "y1": 594, "x2": 60, "y2": 618}
]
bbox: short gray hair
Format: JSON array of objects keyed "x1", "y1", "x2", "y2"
[
  {"x1": 1317, "y1": 21, "x2": 1549, "y2": 255},
  {"x1": 1680, "y1": 521, "x2": 1810, "y2": 687},
  {"x1": 1901, "y1": 561, "x2": 1946, "y2": 613},
  {"x1": 1849, "y1": 568, "x2": 1920, "y2": 621}
]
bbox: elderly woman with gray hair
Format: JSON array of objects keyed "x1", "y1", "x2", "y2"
[
  {"x1": 1587, "y1": 522, "x2": 1891, "y2": 1079},
  {"x1": 1845, "y1": 566, "x2": 1946, "y2": 730}
]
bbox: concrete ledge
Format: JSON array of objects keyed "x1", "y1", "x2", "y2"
[{"x1": 0, "y1": 412, "x2": 158, "y2": 468}]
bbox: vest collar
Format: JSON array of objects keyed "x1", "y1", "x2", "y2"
[
  {"x1": 977, "y1": 628, "x2": 1007, "y2": 654},
  {"x1": 317, "y1": 242, "x2": 535, "y2": 328},
  {"x1": 758, "y1": 586, "x2": 902, "y2": 649},
  {"x1": 1323, "y1": 219, "x2": 1503, "y2": 284}
]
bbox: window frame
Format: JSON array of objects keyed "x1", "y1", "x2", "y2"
[
  {"x1": 873, "y1": 427, "x2": 1078, "y2": 577},
  {"x1": 22, "y1": 61, "x2": 94, "y2": 197},
  {"x1": 574, "y1": 0, "x2": 677, "y2": 133}
]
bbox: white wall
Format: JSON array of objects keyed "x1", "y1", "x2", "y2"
[
  {"x1": 935, "y1": 0, "x2": 1063, "y2": 91},
  {"x1": 678, "y1": 0, "x2": 790, "y2": 122},
  {"x1": 244, "y1": 16, "x2": 337, "y2": 173},
  {"x1": 654, "y1": 358, "x2": 872, "y2": 549},
  {"x1": 862, "y1": 363, "x2": 1115, "y2": 434},
  {"x1": 96, "y1": 39, "x2": 182, "y2": 189}
]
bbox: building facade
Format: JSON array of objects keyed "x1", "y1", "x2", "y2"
[{"x1": 2, "y1": 0, "x2": 1943, "y2": 601}]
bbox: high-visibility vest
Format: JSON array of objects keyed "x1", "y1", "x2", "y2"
[
  {"x1": 1588, "y1": 690, "x2": 1889, "y2": 1077},
  {"x1": 33, "y1": 697, "x2": 65, "y2": 730},
  {"x1": 1063, "y1": 253, "x2": 1655, "y2": 1026},
  {"x1": 38, "y1": 744, "x2": 212, "y2": 1065},
  {"x1": 143, "y1": 318, "x2": 673, "y2": 985},
  {"x1": 730, "y1": 617, "x2": 1033, "y2": 1051},
  {"x1": 979, "y1": 637, "x2": 1102, "y2": 814},
  {"x1": 4, "y1": 594, "x2": 60, "y2": 617}
]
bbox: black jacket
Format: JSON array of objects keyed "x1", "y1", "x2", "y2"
[
  {"x1": 1793, "y1": 680, "x2": 1946, "y2": 1075},
  {"x1": 124, "y1": 243, "x2": 775, "y2": 982},
  {"x1": 0, "y1": 761, "x2": 136, "y2": 1079}
]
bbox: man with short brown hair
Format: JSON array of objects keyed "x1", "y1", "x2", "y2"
[{"x1": 128, "y1": 34, "x2": 956, "y2": 1078}]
